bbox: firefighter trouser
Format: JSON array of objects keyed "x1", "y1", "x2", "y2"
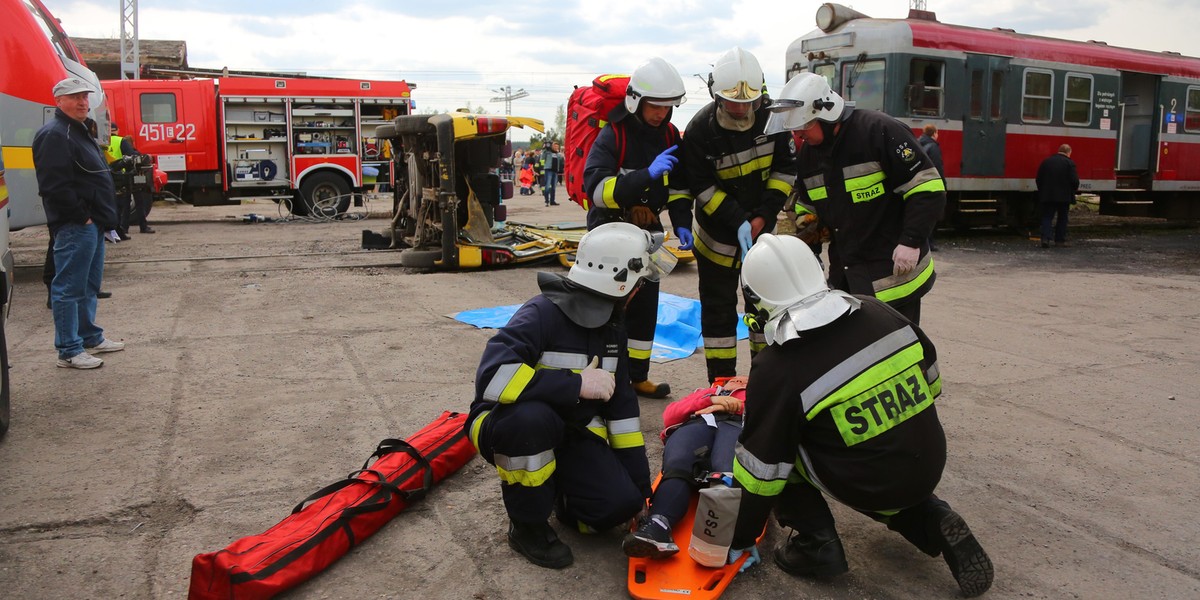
[
  {"x1": 695, "y1": 250, "x2": 764, "y2": 383},
  {"x1": 652, "y1": 418, "x2": 742, "y2": 526},
  {"x1": 472, "y1": 402, "x2": 645, "y2": 529},
  {"x1": 626, "y1": 278, "x2": 659, "y2": 383},
  {"x1": 774, "y1": 474, "x2": 951, "y2": 557}
]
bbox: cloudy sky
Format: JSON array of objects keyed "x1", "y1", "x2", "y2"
[{"x1": 44, "y1": 0, "x2": 1200, "y2": 140}]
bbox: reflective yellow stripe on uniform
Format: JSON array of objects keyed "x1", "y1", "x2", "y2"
[
  {"x1": 704, "y1": 336, "x2": 738, "y2": 360},
  {"x1": 693, "y1": 222, "x2": 740, "y2": 268},
  {"x1": 800, "y1": 327, "x2": 921, "y2": 415},
  {"x1": 843, "y1": 162, "x2": 886, "y2": 204},
  {"x1": 628, "y1": 338, "x2": 653, "y2": 361},
  {"x1": 713, "y1": 140, "x2": 775, "y2": 179},
  {"x1": 802, "y1": 328, "x2": 934, "y2": 446},
  {"x1": 925, "y1": 361, "x2": 942, "y2": 398},
  {"x1": 733, "y1": 444, "x2": 793, "y2": 497},
  {"x1": 696, "y1": 185, "x2": 729, "y2": 216},
  {"x1": 468, "y1": 410, "x2": 490, "y2": 450},
  {"x1": 803, "y1": 174, "x2": 827, "y2": 202},
  {"x1": 483, "y1": 363, "x2": 536, "y2": 404},
  {"x1": 827, "y1": 361, "x2": 934, "y2": 446},
  {"x1": 495, "y1": 449, "x2": 556, "y2": 487},
  {"x1": 606, "y1": 417, "x2": 645, "y2": 449},
  {"x1": 586, "y1": 416, "x2": 607, "y2": 439},
  {"x1": 896, "y1": 166, "x2": 945, "y2": 200},
  {"x1": 874, "y1": 253, "x2": 934, "y2": 304},
  {"x1": 593, "y1": 176, "x2": 620, "y2": 210},
  {"x1": 766, "y1": 171, "x2": 796, "y2": 196}
]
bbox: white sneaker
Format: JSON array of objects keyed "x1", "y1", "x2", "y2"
[
  {"x1": 86, "y1": 339, "x2": 125, "y2": 353},
  {"x1": 57, "y1": 352, "x2": 103, "y2": 369}
]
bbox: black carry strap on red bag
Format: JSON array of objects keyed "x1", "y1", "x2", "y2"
[{"x1": 188, "y1": 411, "x2": 475, "y2": 600}]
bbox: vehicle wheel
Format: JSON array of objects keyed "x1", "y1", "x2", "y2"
[
  {"x1": 399, "y1": 249, "x2": 441, "y2": 268},
  {"x1": 1, "y1": 314, "x2": 10, "y2": 440},
  {"x1": 295, "y1": 172, "x2": 351, "y2": 217}
]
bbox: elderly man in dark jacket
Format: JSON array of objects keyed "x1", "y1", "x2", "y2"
[
  {"x1": 33, "y1": 77, "x2": 125, "y2": 369},
  {"x1": 1035, "y1": 144, "x2": 1079, "y2": 248}
]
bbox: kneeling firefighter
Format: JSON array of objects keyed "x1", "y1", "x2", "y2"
[
  {"x1": 729, "y1": 234, "x2": 994, "y2": 597},
  {"x1": 466, "y1": 222, "x2": 678, "y2": 569}
]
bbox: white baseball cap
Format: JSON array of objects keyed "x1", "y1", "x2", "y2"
[{"x1": 52, "y1": 77, "x2": 93, "y2": 97}]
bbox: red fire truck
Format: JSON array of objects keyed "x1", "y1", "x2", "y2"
[{"x1": 102, "y1": 77, "x2": 413, "y2": 216}]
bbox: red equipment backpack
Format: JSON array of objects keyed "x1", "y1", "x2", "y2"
[{"x1": 565, "y1": 74, "x2": 630, "y2": 210}]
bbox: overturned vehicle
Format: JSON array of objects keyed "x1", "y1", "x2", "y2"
[{"x1": 369, "y1": 111, "x2": 584, "y2": 269}]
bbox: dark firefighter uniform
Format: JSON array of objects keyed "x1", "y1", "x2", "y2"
[
  {"x1": 795, "y1": 108, "x2": 945, "y2": 324},
  {"x1": 731, "y1": 295, "x2": 952, "y2": 554},
  {"x1": 467, "y1": 273, "x2": 652, "y2": 531},
  {"x1": 685, "y1": 101, "x2": 797, "y2": 382},
  {"x1": 583, "y1": 106, "x2": 692, "y2": 384}
]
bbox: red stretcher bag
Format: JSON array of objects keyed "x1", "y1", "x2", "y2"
[{"x1": 188, "y1": 411, "x2": 476, "y2": 600}]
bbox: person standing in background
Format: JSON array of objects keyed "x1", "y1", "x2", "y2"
[
  {"x1": 917, "y1": 124, "x2": 944, "y2": 251},
  {"x1": 33, "y1": 78, "x2": 126, "y2": 369},
  {"x1": 1035, "y1": 144, "x2": 1079, "y2": 248}
]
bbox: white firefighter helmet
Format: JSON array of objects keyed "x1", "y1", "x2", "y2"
[
  {"x1": 569, "y1": 222, "x2": 677, "y2": 298},
  {"x1": 625, "y1": 57, "x2": 687, "y2": 114},
  {"x1": 709, "y1": 47, "x2": 764, "y2": 103},
  {"x1": 741, "y1": 234, "x2": 859, "y2": 342},
  {"x1": 764, "y1": 72, "x2": 846, "y2": 135}
]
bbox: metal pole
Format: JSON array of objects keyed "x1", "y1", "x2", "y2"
[{"x1": 119, "y1": 0, "x2": 139, "y2": 79}]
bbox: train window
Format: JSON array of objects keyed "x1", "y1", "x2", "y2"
[
  {"x1": 843, "y1": 59, "x2": 885, "y2": 111},
  {"x1": 140, "y1": 93, "x2": 178, "y2": 124},
  {"x1": 908, "y1": 59, "x2": 944, "y2": 117},
  {"x1": 1064, "y1": 74, "x2": 1093, "y2": 126},
  {"x1": 814, "y1": 63, "x2": 836, "y2": 88},
  {"x1": 1186, "y1": 88, "x2": 1200, "y2": 132},
  {"x1": 1022, "y1": 69, "x2": 1053, "y2": 123},
  {"x1": 970, "y1": 71, "x2": 984, "y2": 120}
]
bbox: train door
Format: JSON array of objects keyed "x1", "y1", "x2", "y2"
[
  {"x1": 1116, "y1": 72, "x2": 1158, "y2": 173},
  {"x1": 961, "y1": 54, "x2": 1009, "y2": 176}
]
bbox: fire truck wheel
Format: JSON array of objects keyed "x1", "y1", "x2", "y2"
[
  {"x1": 399, "y1": 249, "x2": 441, "y2": 269},
  {"x1": 295, "y1": 172, "x2": 351, "y2": 217}
]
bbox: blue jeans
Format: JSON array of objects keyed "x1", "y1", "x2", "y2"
[
  {"x1": 51, "y1": 222, "x2": 105, "y2": 359},
  {"x1": 543, "y1": 171, "x2": 559, "y2": 204}
]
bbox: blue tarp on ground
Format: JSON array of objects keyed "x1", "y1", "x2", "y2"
[{"x1": 450, "y1": 293, "x2": 748, "y2": 362}]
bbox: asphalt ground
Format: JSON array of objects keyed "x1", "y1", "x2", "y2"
[{"x1": 1, "y1": 191, "x2": 1198, "y2": 599}]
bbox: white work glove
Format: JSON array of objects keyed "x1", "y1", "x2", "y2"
[
  {"x1": 892, "y1": 244, "x2": 920, "y2": 276},
  {"x1": 105, "y1": 230, "x2": 120, "y2": 243},
  {"x1": 579, "y1": 356, "x2": 615, "y2": 401}
]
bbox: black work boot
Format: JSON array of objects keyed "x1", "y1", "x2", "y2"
[
  {"x1": 622, "y1": 514, "x2": 679, "y2": 559},
  {"x1": 773, "y1": 527, "x2": 849, "y2": 579},
  {"x1": 507, "y1": 520, "x2": 574, "y2": 569},
  {"x1": 927, "y1": 505, "x2": 994, "y2": 597}
]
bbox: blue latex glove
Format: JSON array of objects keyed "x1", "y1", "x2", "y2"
[
  {"x1": 728, "y1": 545, "x2": 761, "y2": 573},
  {"x1": 675, "y1": 227, "x2": 694, "y2": 251},
  {"x1": 648, "y1": 145, "x2": 679, "y2": 179},
  {"x1": 737, "y1": 220, "x2": 753, "y2": 259}
]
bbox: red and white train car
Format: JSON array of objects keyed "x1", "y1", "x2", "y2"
[{"x1": 788, "y1": 4, "x2": 1200, "y2": 226}]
